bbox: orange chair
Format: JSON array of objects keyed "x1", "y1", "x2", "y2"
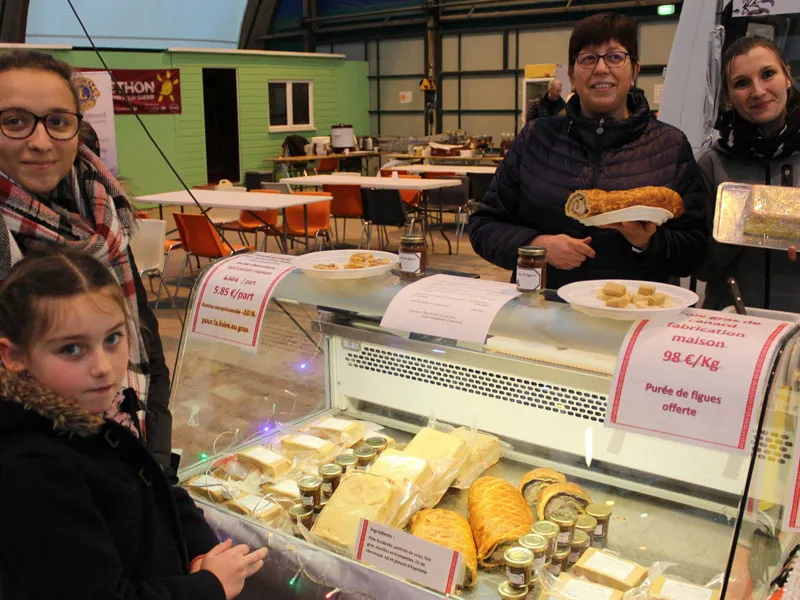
[
  {"x1": 397, "y1": 174, "x2": 422, "y2": 209},
  {"x1": 315, "y1": 158, "x2": 340, "y2": 174},
  {"x1": 381, "y1": 168, "x2": 408, "y2": 177},
  {"x1": 216, "y1": 190, "x2": 281, "y2": 252},
  {"x1": 285, "y1": 191, "x2": 333, "y2": 251},
  {"x1": 173, "y1": 213, "x2": 253, "y2": 293},
  {"x1": 323, "y1": 184, "x2": 363, "y2": 244}
]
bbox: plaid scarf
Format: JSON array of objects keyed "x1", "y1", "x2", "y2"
[{"x1": 0, "y1": 146, "x2": 149, "y2": 409}]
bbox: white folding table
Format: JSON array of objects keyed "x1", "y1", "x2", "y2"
[
  {"x1": 385, "y1": 164, "x2": 497, "y2": 175},
  {"x1": 136, "y1": 189, "x2": 332, "y2": 251}
]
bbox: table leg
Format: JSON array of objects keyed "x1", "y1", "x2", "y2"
[
  {"x1": 304, "y1": 204, "x2": 310, "y2": 250},
  {"x1": 282, "y1": 208, "x2": 288, "y2": 254}
]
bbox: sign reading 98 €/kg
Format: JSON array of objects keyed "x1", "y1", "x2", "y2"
[
  {"x1": 606, "y1": 309, "x2": 792, "y2": 452},
  {"x1": 190, "y1": 253, "x2": 295, "y2": 352}
]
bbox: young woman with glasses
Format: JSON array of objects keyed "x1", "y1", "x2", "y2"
[
  {"x1": 469, "y1": 13, "x2": 707, "y2": 289},
  {"x1": 0, "y1": 50, "x2": 174, "y2": 469}
]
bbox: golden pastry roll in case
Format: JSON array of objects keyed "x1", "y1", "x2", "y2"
[{"x1": 410, "y1": 508, "x2": 478, "y2": 588}]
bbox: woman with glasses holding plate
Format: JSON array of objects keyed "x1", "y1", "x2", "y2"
[
  {"x1": 0, "y1": 50, "x2": 173, "y2": 469},
  {"x1": 469, "y1": 13, "x2": 707, "y2": 289}
]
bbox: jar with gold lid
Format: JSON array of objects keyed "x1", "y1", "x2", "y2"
[
  {"x1": 568, "y1": 530, "x2": 590, "y2": 567},
  {"x1": 504, "y1": 546, "x2": 534, "y2": 589},
  {"x1": 586, "y1": 503, "x2": 612, "y2": 539},
  {"x1": 364, "y1": 436, "x2": 389, "y2": 456},
  {"x1": 297, "y1": 475, "x2": 322, "y2": 510},
  {"x1": 498, "y1": 581, "x2": 528, "y2": 600},
  {"x1": 516, "y1": 246, "x2": 547, "y2": 293},
  {"x1": 399, "y1": 232, "x2": 427, "y2": 277},
  {"x1": 354, "y1": 446, "x2": 377, "y2": 470},
  {"x1": 550, "y1": 509, "x2": 578, "y2": 549},
  {"x1": 549, "y1": 547, "x2": 570, "y2": 577},
  {"x1": 335, "y1": 453, "x2": 357, "y2": 473},
  {"x1": 532, "y1": 520, "x2": 559, "y2": 557},
  {"x1": 518, "y1": 533, "x2": 547, "y2": 571},
  {"x1": 318, "y1": 463, "x2": 343, "y2": 502},
  {"x1": 288, "y1": 503, "x2": 314, "y2": 535},
  {"x1": 575, "y1": 514, "x2": 598, "y2": 545}
]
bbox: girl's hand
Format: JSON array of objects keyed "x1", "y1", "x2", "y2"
[
  {"x1": 789, "y1": 246, "x2": 797, "y2": 262},
  {"x1": 599, "y1": 221, "x2": 657, "y2": 250},
  {"x1": 202, "y1": 539, "x2": 268, "y2": 600}
]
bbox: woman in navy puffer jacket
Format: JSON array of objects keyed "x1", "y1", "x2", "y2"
[{"x1": 469, "y1": 13, "x2": 708, "y2": 289}]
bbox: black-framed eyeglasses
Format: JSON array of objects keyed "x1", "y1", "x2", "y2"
[
  {"x1": 574, "y1": 51, "x2": 630, "y2": 69},
  {"x1": 0, "y1": 109, "x2": 82, "y2": 141}
]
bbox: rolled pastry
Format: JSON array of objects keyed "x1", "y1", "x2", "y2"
[
  {"x1": 410, "y1": 509, "x2": 478, "y2": 588},
  {"x1": 468, "y1": 476, "x2": 534, "y2": 567},
  {"x1": 519, "y1": 467, "x2": 567, "y2": 505},
  {"x1": 537, "y1": 482, "x2": 592, "y2": 520},
  {"x1": 565, "y1": 187, "x2": 684, "y2": 219}
]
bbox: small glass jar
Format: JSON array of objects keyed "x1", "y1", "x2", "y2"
[
  {"x1": 504, "y1": 546, "x2": 534, "y2": 589},
  {"x1": 288, "y1": 503, "x2": 314, "y2": 535},
  {"x1": 297, "y1": 475, "x2": 322, "y2": 510},
  {"x1": 549, "y1": 547, "x2": 570, "y2": 576},
  {"x1": 519, "y1": 533, "x2": 547, "y2": 571},
  {"x1": 399, "y1": 233, "x2": 427, "y2": 276},
  {"x1": 586, "y1": 503, "x2": 612, "y2": 539},
  {"x1": 354, "y1": 446, "x2": 377, "y2": 470},
  {"x1": 532, "y1": 520, "x2": 559, "y2": 558},
  {"x1": 364, "y1": 436, "x2": 389, "y2": 456},
  {"x1": 335, "y1": 452, "x2": 357, "y2": 473},
  {"x1": 575, "y1": 514, "x2": 598, "y2": 545},
  {"x1": 550, "y1": 509, "x2": 578, "y2": 549},
  {"x1": 498, "y1": 580, "x2": 529, "y2": 600},
  {"x1": 318, "y1": 463, "x2": 343, "y2": 502},
  {"x1": 516, "y1": 246, "x2": 547, "y2": 293},
  {"x1": 568, "y1": 530, "x2": 590, "y2": 567}
]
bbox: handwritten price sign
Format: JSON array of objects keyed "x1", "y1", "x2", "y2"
[
  {"x1": 607, "y1": 309, "x2": 791, "y2": 452},
  {"x1": 190, "y1": 253, "x2": 295, "y2": 351}
]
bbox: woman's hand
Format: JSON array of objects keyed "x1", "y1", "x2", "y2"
[
  {"x1": 201, "y1": 539, "x2": 268, "y2": 600},
  {"x1": 531, "y1": 234, "x2": 595, "y2": 270},
  {"x1": 789, "y1": 246, "x2": 797, "y2": 262},
  {"x1": 599, "y1": 221, "x2": 657, "y2": 250}
]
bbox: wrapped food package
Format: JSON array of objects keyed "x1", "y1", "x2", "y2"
[
  {"x1": 370, "y1": 449, "x2": 434, "y2": 527},
  {"x1": 279, "y1": 434, "x2": 338, "y2": 463},
  {"x1": 224, "y1": 494, "x2": 283, "y2": 526},
  {"x1": 574, "y1": 548, "x2": 648, "y2": 592},
  {"x1": 543, "y1": 573, "x2": 624, "y2": 600},
  {"x1": 311, "y1": 472, "x2": 402, "y2": 553},
  {"x1": 518, "y1": 467, "x2": 567, "y2": 505},
  {"x1": 410, "y1": 509, "x2": 478, "y2": 588},
  {"x1": 537, "y1": 482, "x2": 592, "y2": 520},
  {"x1": 565, "y1": 187, "x2": 684, "y2": 219},
  {"x1": 186, "y1": 475, "x2": 241, "y2": 503},
  {"x1": 404, "y1": 427, "x2": 468, "y2": 505},
  {"x1": 742, "y1": 185, "x2": 800, "y2": 240},
  {"x1": 468, "y1": 476, "x2": 534, "y2": 567},
  {"x1": 309, "y1": 417, "x2": 365, "y2": 447},
  {"x1": 449, "y1": 427, "x2": 503, "y2": 489},
  {"x1": 234, "y1": 445, "x2": 291, "y2": 479},
  {"x1": 260, "y1": 479, "x2": 301, "y2": 508},
  {"x1": 649, "y1": 576, "x2": 721, "y2": 600}
]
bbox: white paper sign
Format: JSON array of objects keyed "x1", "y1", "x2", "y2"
[
  {"x1": 190, "y1": 253, "x2": 295, "y2": 351},
  {"x1": 733, "y1": 0, "x2": 800, "y2": 16},
  {"x1": 354, "y1": 519, "x2": 464, "y2": 594},
  {"x1": 399, "y1": 91, "x2": 413, "y2": 104},
  {"x1": 379, "y1": 274, "x2": 521, "y2": 343},
  {"x1": 606, "y1": 309, "x2": 792, "y2": 452},
  {"x1": 653, "y1": 83, "x2": 664, "y2": 105},
  {"x1": 73, "y1": 71, "x2": 119, "y2": 174},
  {"x1": 782, "y1": 412, "x2": 800, "y2": 531}
]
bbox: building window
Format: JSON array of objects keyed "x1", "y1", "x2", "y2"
[{"x1": 268, "y1": 81, "x2": 313, "y2": 131}]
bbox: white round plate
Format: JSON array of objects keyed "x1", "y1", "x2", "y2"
[
  {"x1": 578, "y1": 206, "x2": 673, "y2": 227},
  {"x1": 557, "y1": 279, "x2": 699, "y2": 321},
  {"x1": 293, "y1": 249, "x2": 399, "y2": 279}
]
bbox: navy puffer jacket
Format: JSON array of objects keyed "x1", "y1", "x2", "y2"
[{"x1": 469, "y1": 89, "x2": 708, "y2": 289}]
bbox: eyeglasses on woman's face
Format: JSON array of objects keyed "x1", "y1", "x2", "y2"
[
  {"x1": 574, "y1": 51, "x2": 630, "y2": 69},
  {"x1": 0, "y1": 109, "x2": 82, "y2": 141}
]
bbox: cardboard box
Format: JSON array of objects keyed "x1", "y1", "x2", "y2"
[
  {"x1": 649, "y1": 576, "x2": 721, "y2": 600},
  {"x1": 543, "y1": 573, "x2": 624, "y2": 600},
  {"x1": 574, "y1": 548, "x2": 648, "y2": 592}
]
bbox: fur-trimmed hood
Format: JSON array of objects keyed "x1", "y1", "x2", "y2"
[{"x1": 0, "y1": 369, "x2": 104, "y2": 438}]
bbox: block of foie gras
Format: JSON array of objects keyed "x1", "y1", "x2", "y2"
[
  {"x1": 279, "y1": 434, "x2": 337, "y2": 463},
  {"x1": 370, "y1": 449, "x2": 434, "y2": 490},
  {"x1": 574, "y1": 548, "x2": 648, "y2": 592},
  {"x1": 449, "y1": 427, "x2": 502, "y2": 488},
  {"x1": 468, "y1": 476, "x2": 534, "y2": 567},
  {"x1": 537, "y1": 482, "x2": 592, "y2": 520},
  {"x1": 311, "y1": 472, "x2": 402, "y2": 553},
  {"x1": 518, "y1": 467, "x2": 567, "y2": 505},
  {"x1": 565, "y1": 187, "x2": 683, "y2": 219},
  {"x1": 404, "y1": 427, "x2": 467, "y2": 503},
  {"x1": 224, "y1": 494, "x2": 283, "y2": 526},
  {"x1": 185, "y1": 475, "x2": 241, "y2": 504},
  {"x1": 234, "y1": 445, "x2": 291, "y2": 479},
  {"x1": 309, "y1": 417, "x2": 365, "y2": 447},
  {"x1": 260, "y1": 479, "x2": 301, "y2": 508},
  {"x1": 410, "y1": 509, "x2": 478, "y2": 588}
]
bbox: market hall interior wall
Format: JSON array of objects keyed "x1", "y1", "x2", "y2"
[{"x1": 0, "y1": 47, "x2": 369, "y2": 195}]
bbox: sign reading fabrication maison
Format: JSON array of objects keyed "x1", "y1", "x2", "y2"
[{"x1": 109, "y1": 69, "x2": 182, "y2": 114}]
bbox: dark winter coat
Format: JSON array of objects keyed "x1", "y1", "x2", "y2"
[
  {"x1": 0, "y1": 372, "x2": 224, "y2": 600},
  {"x1": 469, "y1": 90, "x2": 708, "y2": 289},
  {"x1": 526, "y1": 94, "x2": 567, "y2": 123}
]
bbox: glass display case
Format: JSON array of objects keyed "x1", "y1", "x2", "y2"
[{"x1": 171, "y1": 264, "x2": 800, "y2": 600}]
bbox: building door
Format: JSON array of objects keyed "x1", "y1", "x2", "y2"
[{"x1": 203, "y1": 68, "x2": 240, "y2": 184}]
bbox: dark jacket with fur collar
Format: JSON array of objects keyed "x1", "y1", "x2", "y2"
[{"x1": 0, "y1": 372, "x2": 224, "y2": 600}]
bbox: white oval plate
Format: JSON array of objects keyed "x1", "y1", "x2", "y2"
[
  {"x1": 578, "y1": 206, "x2": 673, "y2": 227},
  {"x1": 557, "y1": 279, "x2": 699, "y2": 321},
  {"x1": 293, "y1": 249, "x2": 399, "y2": 279}
]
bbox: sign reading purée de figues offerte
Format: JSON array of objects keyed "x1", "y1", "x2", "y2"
[{"x1": 606, "y1": 309, "x2": 792, "y2": 452}]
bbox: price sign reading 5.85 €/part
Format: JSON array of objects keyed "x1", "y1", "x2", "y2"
[{"x1": 606, "y1": 309, "x2": 792, "y2": 452}]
